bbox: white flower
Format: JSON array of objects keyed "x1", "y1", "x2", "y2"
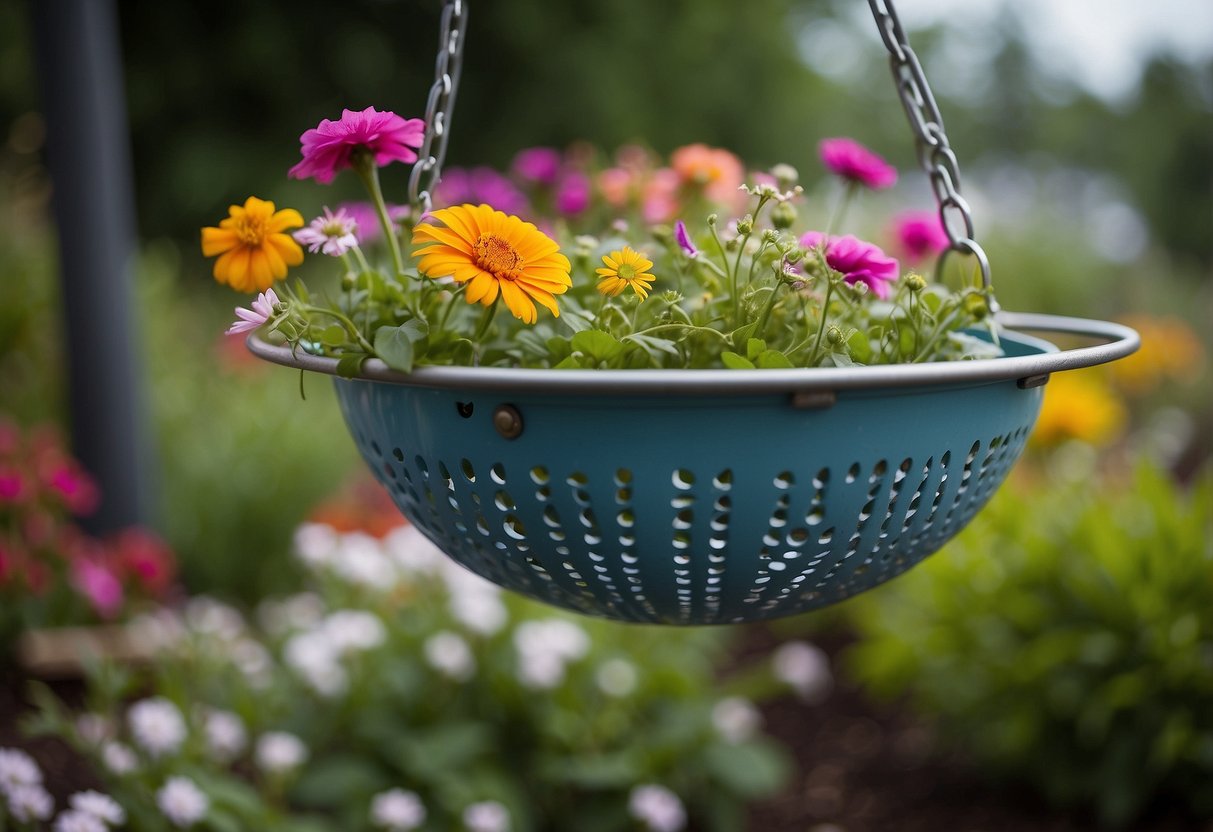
[
  {"x1": 369, "y1": 788, "x2": 426, "y2": 831},
  {"x1": 127, "y1": 609, "x2": 186, "y2": 652},
  {"x1": 628, "y1": 784, "x2": 686, "y2": 832},
  {"x1": 383, "y1": 525, "x2": 446, "y2": 576},
  {"x1": 0, "y1": 747, "x2": 42, "y2": 789},
  {"x1": 74, "y1": 714, "x2": 111, "y2": 747},
  {"x1": 258, "y1": 592, "x2": 326, "y2": 637},
  {"x1": 6, "y1": 784, "x2": 53, "y2": 822},
  {"x1": 100, "y1": 742, "x2": 137, "y2": 776},
  {"x1": 448, "y1": 588, "x2": 508, "y2": 637},
  {"x1": 512, "y1": 620, "x2": 590, "y2": 690},
  {"x1": 771, "y1": 641, "x2": 832, "y2": 702},
  {"x1": 294, "y1": 523, "x2": 340, "y2": 568},
  {"x1": 203, "y1": 709, "x2": 247, "y2": 763},
  {"x1": 711, "y1": 697, "x2": 763, "y2": 743},
  {"x1": 595, "y1": 658, "x2": 638, "y2": 697},
  {"x1": 516, "y1": 652, "x2": 566, "y2": 689},
  {"x1": 331, "y1": 532, "x2": 397, "y2": 587},
  {"x1": 424, "y1": 631, "x2": 476, "y2": 681},
  {"x1": 462, "y1": 800, "x2": 510, "y2": 832},
  {"x1": 323, "y1": 610, "x2": 387, "y2": 654},
  {"x1": 128, "y1": 697, "x2": 187, "y2": 758},
  {"x1": 283, "y1": 629, "x2": 348, "y2": 698},
  {"x1": 255, "y1": 731, "x2": 308, "y2": 774},
  {"x1": 230, "y1": 638, "x2": 274, "y2": 688},
  {"x1": 156, "y1": 777, "x2": 208, "y2": 828},
  {"x1": 183, "y1": 596, "x2": 245, "y2": 641},
  {"x1": 54, "y1": 809, "x2": 108, "y2": 832},
  {"x1": 69, "y1": 790, "x2": 125, "y2": 825},
  {"x1": 293, "y1": 207, "x2": 360, "y2": 257}
]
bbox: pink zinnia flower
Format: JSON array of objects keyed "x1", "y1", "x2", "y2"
[
  {"x1": 511, "y1": 147, "x2": 562, "y2": 185},
  {"x1": 800, "y1": 232, "x2": 900, "y2": 299},
  {"x1": 288, "y1": 107, "x2": 425, "y2": 184},
  {"x1": 73, "y1": 558, "x2": 124, "y2": 619},
  {"x1": 434, "y1": 167, "x2": 528, "y2": 216},
  {"x1": 227, "y1": 288, "x2": 280, "y2": 335},
  {"x1": 293, "y1": 207, "x2": 359, "y2": 257},
  {"x1": 46, "y1": 464, "x2": 100, "y2": 515},
  {"x1": 554, "y1": 171, "x2": 590, "y2": 216},
  {"x1": 674, "y1": 220, "x2": 698, "y2": 258},
  {"x1": 891, "y1": 210, "x2": 949, "y2": 263},
  {"x1": 818, "y1": 138, "x2": 897, "y2": 190}
]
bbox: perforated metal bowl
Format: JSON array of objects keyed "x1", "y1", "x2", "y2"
[{"x1": 250, "y1": 312, "x2": 1138, "y2": 624}]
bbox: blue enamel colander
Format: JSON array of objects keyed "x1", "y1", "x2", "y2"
[{"x1": 250, "y1": 313, "x2": 1138, "y2": 624}]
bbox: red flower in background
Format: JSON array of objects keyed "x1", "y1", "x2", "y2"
[{"x1": 111, "y1": 528, "x2": 177, "y2": 596}]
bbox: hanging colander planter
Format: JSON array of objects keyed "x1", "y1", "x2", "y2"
[{"x1": 245, "y1": 0, "x2": 1138, "y2": 625}]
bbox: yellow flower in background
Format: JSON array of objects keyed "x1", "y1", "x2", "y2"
[
  {"x1": 412, "y1": 203, "x2": 571, "y2": 324},
  {"x1": 1109, "y1": 315, "x2": 1206, "y2": 395},
  {"x1": 597, "y1": 247, "x2": 656, "y2": 299},
  {"x1": 1030, "y1": 371, "x2": 1127, "y2": 448},
  {"x1": 201, "y1": 197, "x2": 304, "y2": 292}
]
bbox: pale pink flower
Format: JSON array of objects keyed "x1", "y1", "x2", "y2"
[
  {"x1": 71, "y1": 559, "x2": 124, "y2": 619},
  {"x1": 294, "y1": 207, "x2": 359, "y2": 257},
  {"x1": 800, "y1": 232, "x2": 900, "y2": 299},
  {"x1": 818, "y1": 137, "x2": 898, "y2": 190},
  {"x1": 629, "y1": 785, "x2": 686, "y2": 832},
  {"x1": 289, "y1": 107, "x2": 425, "y2": 184},
  {"x1": 226, "y1": 288, "x2": 280, "y2": 336}
]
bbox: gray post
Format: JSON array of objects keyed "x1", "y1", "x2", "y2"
[{"x1": 29, "y1": 0, "x2": 151, "y2": 534}]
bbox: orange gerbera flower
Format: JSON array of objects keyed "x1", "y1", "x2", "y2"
[
  {"x1": 201, "y1": 196, "x2": 304, "y2": 292},
  {"x1": 412, "y1": 203, "x2": 571, "y2": 324}
]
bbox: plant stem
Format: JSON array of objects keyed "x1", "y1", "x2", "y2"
[
  {"x1": 301, "y1": 304, "x2": 376, "y2": 355},
  {"x1": 352, "y1": 152, "x2": 406, "y2": 280},
  {"x1": 473, "y1": 298, "x2": 499, "y2": 343},
  {"x1": 808, "y1": 278, "x2": 836, "y2": 366},
  {"x1": 824, "y1": 181, "x2": 858, "y2": 239},
  {"x1": 755, "y1": 282, "x2": 783, "y2": 339}
]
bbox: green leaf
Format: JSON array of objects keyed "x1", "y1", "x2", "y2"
[
  {"x1": 293, "y1": 278, "x2": 311, "y2": 303},
  {"x1": 746, "y1": 338, "x2": 767, "y2": 361},
  {"x1": 545, "y1": 336, "x2": 573, "y2": 362},
  {"x1": 755, "y1": 349, "x2": 794, "y2": 368},
  {"x1": 373, "y1": 325, "x2": 416, "y2": 372},
  {"x1": 729, "y1": 322, "x2": 758, "y2": 349},
  {"x1": 559, "y1": 309, "x2": 596, "y2": 334},
  {"x1": 553, "y1": 355, "x2": 583, "y2": 369},
  {"x1": 721, "y1": 351, "x2": 755, "y2": 370},
  {"x1": 318, "y1": 325, "x2": 346, "y2": 346},
  {"x1": 572, "y1": 329, "x2": 624, "y2": 362},
  {"x1": 290, "y1": 755, "x2": 392, "y2": 809},
  {"x1": 819, "y1": 352, "x2": 855, "y2": 368},
  {"x1": 623, "y1": 333, "x2": 679, "y2": 361},
  {"x1": 400, "y1": 317, "x2": 429, "y2": 342},
  {"x1": 704, "y1": 741, "x2": 792, "y2": 797},
  {"x1": 335, "y1": 353, "x2": 368, "y2": 378},
  {"x1": 537, "y1": 751, "x2": 642, "y2": 787}
]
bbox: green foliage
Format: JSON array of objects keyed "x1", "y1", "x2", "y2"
[{"x1": 845, "y1": 461, "x2": 1213, "y2": 827}]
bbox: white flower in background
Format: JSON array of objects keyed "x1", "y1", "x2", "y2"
[
  {"x1": 0, "y1": 747, "x2": 42, "y2": 789},
  {"x1": 5, "y1": 784, "x2": 53, "y2": 822},
  {"x1": 384, "y1": 524, "x2": 446, "y2": 576},
  {"x1": 156, "y1": 777, "x2": 208, "y2": 828},
  {"x1": 74, "y1": 714, "x2": 111, "y2": 747},
  {"x1": 369, "y1": 788, "x2": 426, "y2": 831},
  {"x1": 283, "y1": 629, "x2": 348, "y2": 698},
  {"x1": 183, "y1": 596, "x2": 245, "y2": 641},
  {"x1": 323, "y1": 610, "x2": 387, "y2": 654},
  {"x1": 516, "y1": 652, "x2": 566, "y2": 690},
  {"x1": 127, "y1": 609, "x2": 186, "y2": 652},
  {"x1": 255, "y1": 731, "x2": 308, "y2": 775},
  {"x1": 128, "y1": 697, "x2": 187, "y2": 758},
  {"x1": 53, "y1": 809, "x2": 108, "y2": 832},
  {"x1": 513, "y1": 619, "x2": 591, "y2": 689},
  {"x1": 293, "y1": 522, "x2": 340, "y2": 568},
  {"x1": 771, "y1": 640, "x2": 833, "y2": 702},
  {"x1": 424, "y1": 631, "x2": 476, "y2": 681},
  {"x1": 711, "y1": 697, "x2": 763, "y2": 743},
  {"x1": 595, "y1": 658, "x2": 639, "y2": 697},
  {"x1": 202, "y1": 709, "x2": 247, "y2": 763},
  {"x1": 448, "y1": 584, "x2": 508, "y2": 637},
  {"x1": 258, "y1": 592, "x2": 326, "y2": 637},
  {"x1": 331, "y1": 532, "x2": 398, "y2": 588},
  {"x1": 628, "y1": 784, "x2": 687, "y2": 832},
  {"x1": 69, "y1": 790, "x2": 126, "y2": 825},
  {"x1": 100, "y1": 742, "x2": 138, "y2": 776},
  {"x1": 462, "y1": 800, "x2": 511, "y2": 832},
  {"x1": 230, "y1": 638, "x2": 274, "y2": 688}
]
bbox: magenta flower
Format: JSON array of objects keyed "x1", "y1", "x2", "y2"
[
  {"x1": 227, "y1": 288, "x2": 281, "y2": 335},
  {"x1": 554, "y1": 171, "x2": 590, "y2": 216},
  {"x1": 73, "y1": 558, "x2": 124, "y2": 619},
  {"x1": 293, "y1": 207, "x2": 359, "y2": 257},
  {"x1": 511, "y1": 147, "x2": 562, "y2": 185},
  {"x1": 0, "y1": 469, "x2": 25, "y2": 503},
  {"x1": 674, "y1": 220, "x2": 698, "y2": 258},
  {"x1": 434, "y1": 167, "x2": 528, "y2": 216},
  {"x1": 336, "y1": 201, "x2": 410, "y2": 244},
  {"x1": 800, "y1": 232, "x2": 900, "y2": 299},
  {"x1": 892, "y1": 210, "x2": 949, "y2": 263},
  {"x1": 818, "y1": 138, "x2": 897, "y2": 190},
  {"x1": 288, "y1": 107, "x2": 425, "y2": 184}
]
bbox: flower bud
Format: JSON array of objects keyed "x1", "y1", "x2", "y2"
[
  {"x1": 964, "y1": 293, "x2": 990, "y2": 319},
  {"x1": 706, "y1": 213, "x2": 718, "y2": 228},
  {"x1": 760, "y1": 229, "x2": 781, "y2": 245},
  {"x1": 826, "y1": 326, "x2": 844, "y2": 345},
  {"x1": 771, "y1": 163, "x2": 799, "y2": 189},
  {"x1": 785, "y1": 248, "x2": 804, "y2": 265},
  {"x1": 771, "y1": 202, "x2": 797, "y2": 230},
  {"x1": 736, "y1": 214, "x2": 754, "y2": 236},
  {"x1": 905, "y1": 274, "x2": 926, "y2": 292},
  {"x1": 341, "y1": 272, "x2": 357, "y2": 291}
]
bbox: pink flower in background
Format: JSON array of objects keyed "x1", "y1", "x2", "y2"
[
  {"x1": 337, "y1": 201, "x2": 410, "y2": 245},
  {"x1": 554, "y1": 171, "x2": 590, "y2": 216},
  {"x1": 674, "y1": 220, "x2": 698, "y2": 258},
  {"x1": 434, "y1": 167, "x2": 528, "y2": 215},
  {"x1": 73, "y1": 558, "x2": 124, "y2": 619},
  {"x1": 800, "y1": 232, "x2": 900, "y2": 299},
  {"x1": 642, "y1": 168, "x2": 681, "y2": 223},
  {"x1": 891, "y1": 210, "x2": 949, "y2": 263},
  {"x1": 46, "y1": 464, "x2": 100, "y2": 515},
  {"x1": 818, "y1": 138, "x2": 897, "y2": 190},
  {"x1": 598, "y1": 168, "x2": 634, "y2": 207},
  {"x1": 293, "y1": 207, "x2": 359, "y2": 257},
  {"x1": 227, "y1": 288, "x2": 280, "y2": 336},
  {"x1": 112, "y1": 528, "x2": 177, "y2": 596},
  {"x1": 511, "y1": 147, "x2": 562, "y2": 185},
  {"x1": 0, "y1": 468, "x2": 25, "y2": 503},
  {"x1": 289, "y1": 107, "x2": 425, "y2": 184},
  {"x1": 671, "y1": 143, "x2": 745, "y2": 205}
]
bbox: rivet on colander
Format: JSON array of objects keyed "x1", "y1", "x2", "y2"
[{"x1": 493, "y1": 404, "x2": 524, "y2": 439}]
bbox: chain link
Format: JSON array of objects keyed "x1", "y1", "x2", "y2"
[
  {"x1": 867, "y1": 0, "x2": 993, "y2": 296},
  {"x1": 408, "y1": 0, "x2": 467, "y2": 216}
]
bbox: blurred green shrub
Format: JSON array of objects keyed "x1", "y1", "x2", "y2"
[{"x1": 845, "y1": 461, "x2": 1213, "y2": 827}]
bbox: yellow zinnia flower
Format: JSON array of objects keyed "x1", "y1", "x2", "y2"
[
  {"x1": 412, "y1": 203, "x2": 571, "y2": 324},
  {"x1": 1030, "y1": 371, "x2": 1126, "y2": 448},
  {"x1": 596, "y1": 247, "x2": 656, "y2": 299},
  {"x1": 201, "y1": 196, "x2": 304, "y2": 292}
]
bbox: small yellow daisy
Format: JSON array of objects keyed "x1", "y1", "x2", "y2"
[{"x1": 596, "y1": 247, "x2": 656, "y2": 299}]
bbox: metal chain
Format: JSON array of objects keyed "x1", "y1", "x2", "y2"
[
  {"x1": 407, "y1": 0, "x2": 467, "y2": 216},
  {"x1": 867, "y1": 0, "x2": 993, "y2": 295}
]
